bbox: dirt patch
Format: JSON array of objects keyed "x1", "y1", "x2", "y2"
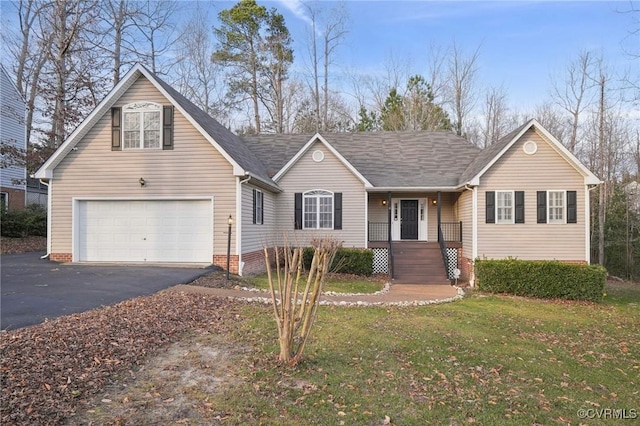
[
  {"x1": 69, "y1": 332, "x2": 250, "y2": 425},
  {"x1": 0, "y1": 236, "x2": 46, "y2": 254}
]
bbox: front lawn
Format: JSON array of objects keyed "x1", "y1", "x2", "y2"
[
  {"x1": 246, "y1": 272, "x2": 386, "y2": 294},
  {"x1": 63, "y1": 284, "x2": 640, "y2": 425}
]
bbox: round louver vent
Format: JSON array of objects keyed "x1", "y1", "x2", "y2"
[
  {"x1": 523, "y1": 141, "x2": 538, "y2": 155},
  {"x1": 312, "y1": 150, "x2": 325, "y2": 162}
]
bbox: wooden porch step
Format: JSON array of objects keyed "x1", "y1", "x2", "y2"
[{"x1": 392, "y1": 241, "x2": 450, "y2": 285}]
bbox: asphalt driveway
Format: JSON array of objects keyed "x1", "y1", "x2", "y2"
[{"x1": 1, "y1": 252, "x2": 215, "y2": 331}]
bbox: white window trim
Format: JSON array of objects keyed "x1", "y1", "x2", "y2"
[
  {"x1": 0, "y1": 192, "x2": 8, "y2": 212},
  {"x1": 122, "y1": 102, "x2": 162, "y2": 150},
  {"x1": 303, "y1": 189, "x2": 333, "y2": 230},
  {"x1": 496, "y1": 190, "x2": 515, "y2": 224},
  {"x1": 254, "y1": 189, "x2": 264, "y2": 225},
  {"x1": 547, "y1": 190, "x2": 566, "y2": 224}
]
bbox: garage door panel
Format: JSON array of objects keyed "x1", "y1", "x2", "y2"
[{"x1": 78, "y1": 200, "x2": 213, "y2": 263}]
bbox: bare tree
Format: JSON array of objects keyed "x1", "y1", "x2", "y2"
[
  {"x1": 173, "y1": 6, "x2": 226, "y2": 121},
  {"x1": 4, "y1": 0, "x2": 54, "y2": 147},
  {"x1": 533, "y1": 102, "x2": 569, "y2": 146},
  {"x1": 131, "y1": 0, "x2": 178, "y2": 75},
  {"x1": 481, "y1": 85, "x2": 509, "y2": 147},
  {"x1": 550, "y1": 51, "x2": 596, "y2": 153},
  {"x1": 97, "y1": 0, "x2": 143, "y2": 85},
  {"x1": 445, "y1": 41, "x2": 481, "y2": 136},
  {"x1": 39, "y1": 0, "x2": 105, "y2": 148},
  {"x1": 302, "y1": 1, "x2": 348, "y2": 132}
]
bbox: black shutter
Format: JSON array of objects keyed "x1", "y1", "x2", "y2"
[
  {"x1": 485, "y1": 191, "x2": 495, "y2": 224},
  {"x1": 111, "y1": 107, "x2": 121, "y2": 151},
  {"x1": 294, "y1": 193, "x2": 302, "y2": 229},
  {"x1": 515, "y1": 191, "x2": 525, "y2": 224},
  {"x1": 334, "y1": 192, "x2": 342, "y2": 230},
  {"x1": 163, "y1": 106, "x2": 173, "y2": 150},
  {"x1": 537, "y1": 191, "x2": 547, "y2": 223},
  {"x1": 567, "y1": 191, "x2": 577, "y2": 223},
  {"x1": 259, "y1": 192, "x2": 263, "y2": 224},
  {"x1": 252, "y1": 189, "x2": 257, "y2": 224}
]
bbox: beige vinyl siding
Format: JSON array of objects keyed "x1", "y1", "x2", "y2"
[
  {"x1": 50, "y1": 75, "x2": 237, "y2": 257},
  {"x1": 276, "y1": 141, "x2": 366, "y2": 247},
  {"x1": 477, "y1": 129, "x2": 586, "y2": 260},
  {"x1": 456, "y1": 190, "x2": 473, "y2": 259},
  {"x1": 241, "y1": 183, "x2": 277, "y2": 253},
  {"x1": 426, "y1": 192, "x2": 456, "y2": 241}
]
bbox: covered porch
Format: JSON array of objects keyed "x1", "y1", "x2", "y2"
[{"x1": 366, "y1": 191, "x2": 464, "y2": 283}]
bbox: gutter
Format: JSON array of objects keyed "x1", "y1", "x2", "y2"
[{"x1": 240, "y1": 171, "x2": 281, "y2": 193}]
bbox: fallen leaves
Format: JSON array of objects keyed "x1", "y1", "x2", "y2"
[
  {"x1": 0, "y1": 236, "x2": 47, "y2": 254},
  {"x1": 0, "y1": 291, "x2": 243, "y2": 425}
]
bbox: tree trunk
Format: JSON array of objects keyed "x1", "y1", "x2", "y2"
[{"x1": 597, "y1": 74, "x2": 605, "y2": 266}]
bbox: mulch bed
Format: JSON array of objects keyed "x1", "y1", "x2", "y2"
[
  {"x1": 1, "y1": 236, "x2": 47, "y2": 254},
  {"x1": 0, "y1": 291, "x2": 245, "y2": 425}
]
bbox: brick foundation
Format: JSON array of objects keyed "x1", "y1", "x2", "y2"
[
  {"x1": 460, "y1": 257, "x2": 474, "y2": 283},
  {"x1": 213, "y1": 254, "x2": 239, "y2": 274},
  {"x1": 0, "y1": 187, "x2": 26, "y2": 211},
  {"x1": 50, "y1": 253, "x2": 72, "y2": 262}
]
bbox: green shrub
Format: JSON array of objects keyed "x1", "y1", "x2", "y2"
[
  {"x1": 0, "y1": 204, "x2": 47, "y2": 238},
  {"x1": 475, "y1": 258, "x2": 606, "y2": 302},
  {"x1": 302, "y1": 247, "x2": 374, "y2": 276}
]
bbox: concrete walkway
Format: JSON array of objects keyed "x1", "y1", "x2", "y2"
[{"x1": 167, "y1": 283, "x2": 464, "y2": 306}]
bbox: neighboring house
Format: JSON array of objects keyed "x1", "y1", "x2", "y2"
[
  {"x1": 0, "y1": 64, "x2": 27, "y2": 211},
  {"x1": 26, "y1": 177, "x2": 48, "y2": 210},
  {"x1": 35, "y1": 64, "x2": 601, "y2": 284}
]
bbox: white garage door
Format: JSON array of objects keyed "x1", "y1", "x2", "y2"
[{"x1": 78, "y1": 200, "x2": 213, "y2": 263}]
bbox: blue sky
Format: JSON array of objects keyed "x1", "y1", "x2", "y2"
[{"x1": 265, "y1": 0, "x2": 637, "y2": 110}]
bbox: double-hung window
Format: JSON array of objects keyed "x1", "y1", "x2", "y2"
[
  {"x1": 303, "y1": 190, "x2": 333, "y2": 229},
  {"x1": 122, "y1": 102, "x2": 162, "y2": 149},
  {"x1": 496, "y1": 191, "x2": 514, "y2": 224},
  {"x1": 548, "y1": 190, "x2": 565, "y2": 223}
]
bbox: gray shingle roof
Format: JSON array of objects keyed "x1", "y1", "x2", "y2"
[
  {"x1": 243, "y1": 131, "x2": 481, "y2": 188},
  {"x1": 150, "y1": 70, "x2": 275, "y2": 186}
]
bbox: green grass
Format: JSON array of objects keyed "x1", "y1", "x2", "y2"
[
  {"x1": 206, "y1": 281, "x2": 640, "y2": 425},
  {"x1": 246, "y1": 273, "x2": 385, "y2": 294}
]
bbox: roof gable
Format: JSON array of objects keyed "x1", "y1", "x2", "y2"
[
  {"x1": 272, "y1": 134, "x2": 372, "y2": 187},
  {"x1": 34, "y1": 64, "x2": 277, "y2": 190},
  {"x1": 460, "y1": 119, "x2": 601, "y2": 186}
]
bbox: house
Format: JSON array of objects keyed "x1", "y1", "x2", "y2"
[
  {"x1": 0, "y1": 64, "x2": 27, "y2": 211},
  {"x1": 34, "y1": 64, "x2": 601, "y2": 284}
]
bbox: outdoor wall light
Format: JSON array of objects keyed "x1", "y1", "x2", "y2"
[
  {"x1": 432, "y1": 199, "x2": 437, "y2": 206},
  {"x1": 139, "y1": 177, "x2": 146, "y2": 187},
  {"x1": 381, "y1": 199, "x2": 387, "y2": 206}
]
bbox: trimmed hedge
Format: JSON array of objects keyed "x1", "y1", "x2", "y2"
[
  {"x1": 0, "y1": 204, "x2": 47, "y2": 238},
  {"x1": 475, "y1": 258, "x2": 606, "y2": 302},
  {"x1": 303, "y1": 247, "x2": 374, "y2": 276}
]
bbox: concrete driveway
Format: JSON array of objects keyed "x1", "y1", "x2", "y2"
[{"x1": 1, "y1": 252, "x2": 215, "y2": 331}]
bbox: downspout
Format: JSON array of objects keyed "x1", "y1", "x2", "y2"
[
  {"x1": 235, "y1": 173, "x2": 252, "y2": 276},
  {"x1": 387, "y1": 191, "x2": 393, "y2": 279},
  {"x1": 586, "y1": 184, "x2": 599, "y2": 264},
  {"x1": 39, "y1": 179, "x2": 51, "y2": 259},
  {"x1": 462, "y1": 184, "x2": 477, "y2": 286}
]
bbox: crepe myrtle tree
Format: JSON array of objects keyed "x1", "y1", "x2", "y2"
[{"x1": 263, "y1": 236, "x2": 340, "y2": 364}]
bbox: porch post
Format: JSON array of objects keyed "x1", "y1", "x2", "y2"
[
  {"x1": 437, "y1": 191, "x2": 442, "y2": 241},
  {"x1": 387, "y1": 191, "x2": 394, "y2": 279}
]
